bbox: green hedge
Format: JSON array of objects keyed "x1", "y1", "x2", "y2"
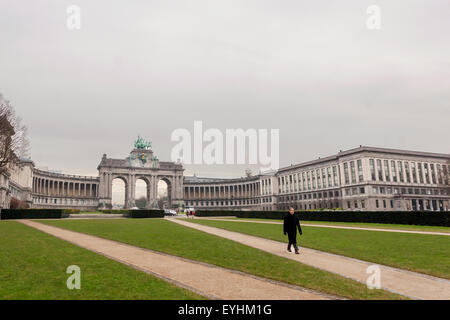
[
  {"x1": 195, "y1": 210, "x2": 450, "y2": 227},
  {"x1": 99, "y1": 209, "x2": 130, "y2": 215},
  {"x1": 195, "y1": 210, "x2": 239, "y2": 217},
  {"x1": 61, "y1": 209, "x2": 81, "y2": 214},
  {"x1": 129, "y1": 210, "x2": 165, "y2": 218},
  {"x1": 0, "y1": 209, "x2": 67, "y2": 220}
]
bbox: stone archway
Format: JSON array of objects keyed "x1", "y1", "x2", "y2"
[
  {"x1": 111, "y1": 175, "x2": 129, "y2": 209},
  {"x1": 157, "y1": 177, "x2": 172, "y2": 209},
  {"x1": 97, "y1": 138, "x2": 185, "y2": 210},
  {"x1": 134, "y1": 175, "x2": 152, "y2": 208}
]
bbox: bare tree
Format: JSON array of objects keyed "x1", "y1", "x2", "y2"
[{"x1": 0, "y1": 94, "x2": 30, "y2": 173}]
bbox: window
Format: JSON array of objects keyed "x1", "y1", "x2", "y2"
[
  {"x1": 344, "y1": 163, "x2": 350, "y2": 184},
  {"x1": 391, "y1": 160, "x2": 397, "y2": 182},
  {"x1": 418, "y1": 163, "x2": 424, "y2": 183},
  {"x1": 384, "y1": 160, "x2": 390, "y2": 182},
  {"x1": 350, "y1": 161, "x2": 356, "y2": 183},
  {"x1": 370, "y1": 159, "x2": 376, "y2": 180},
  {"x1": 306, "y1": 172, "x2": 311, "y2": 190},
  {"x1": 302, "y1": 172, "x2": 306, "y2": 190},
  {"x1": 322, "y1": 168, "x2": 327, "y2": 188},
  {"x1": 376, "y1": 199, "x2": 379, "y2": 208},
  {"x1": 437, "y1": 164, "x2": 442, "y2": 184},
  {"x1": 316, "y1": 170, "x2": 321, "y2": 189},
  {"x1": 357, "y1": 160, "x2": 363, "y2": 182},
  {"x1": 383, "y1": 200, "x2": 387, "y2": 208},
  {"x1": 361, "y1": 200, "x2": 365, "y2": 208},
  {"x1": 312, "y1": 171, "x2": 316, "y2": 189},
  {"x1": 405, "y1": 162, "x2": 411, "y2": 183},
  {"x1": 333, "y1": 166, "x2": 338, "y2": 186},
  {"x1": 444, "y1": 165, "x2": 449, "y2": 185},
  {"x1": 430, "y1": 164, "x2": 436, "y2": 184},
  {"x1": 377, "y1": 159, "x2": 383, "y2": 181},
  {"x1": 411, "y1": 162, "x2": 417, "y2": 183},
  {"x1": 424, "y1": 163, "x2": 430, "y2": 184},
  {"x1": 360, "y1": 187, "x2": 365, "y2": 194},
  {"x1": 398, "y1": 161, "x2": 404, "y2": 182}
]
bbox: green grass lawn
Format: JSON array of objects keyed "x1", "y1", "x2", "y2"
[
  {"x1": 204, "y1": 217, "x2": 450, "y2": 233},
  {"x1": 0, "y1": 221, "x2": 203, "y2": 300},
  {"x1": 188, "y1": 219, "x2": 450, "y2": 279},
  {"x1": 40, "y1": 219, "x2": 404, "y2": 300}
]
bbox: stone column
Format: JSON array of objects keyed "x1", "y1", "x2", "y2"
[
  {"x1": 129, "y1": 175, "x2": 135, "y2": 207},
  {"x1": 108, "y1": 174, "x2": 112, "y2": 199},
  {"x1": 146, "y1": 181, "x2": 152, "y2": 208}
]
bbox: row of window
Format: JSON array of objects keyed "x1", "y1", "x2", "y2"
[
  {"x1": 371, "y1": 186, "x2": 447, "y2": 196},
  {"x1": 277, "y1": 166, "x2": 340, "y2": 194},
  {"x1": 278, "y1": 190, "x2": 341, "y2": 202},
  {"x1": 278, "y1": 202, "x2": 341, "y2": 210},
  {"x1": 411, "y1": 199, "x2": 446, "y2": 211},
  {"x1": 185, "y1": 198, "x2": 260, "y2": 207},
  {"x1": 369, "y1": 159, "x2": 448, "y2": 185},
  {"x1": 33, "y1": 197, "x2": 97, "y2": 206},
  {"x1": 184, "y1": 184, "x2": 259, "y2": 199},
  {"x1": 261, "y1": 178, "x2": 272, "y2": 195}
]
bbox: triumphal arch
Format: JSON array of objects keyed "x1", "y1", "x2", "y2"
[{"x1": 97, "y1": 136, "x2": 184, "y2": 209}]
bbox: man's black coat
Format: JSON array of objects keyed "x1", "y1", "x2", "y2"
[{"x1": 283, "y1": 213, "x2": 302, "y2": 235}]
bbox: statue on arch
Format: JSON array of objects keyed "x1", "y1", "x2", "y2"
[{"x1": 134, "y1": 135, "x2": 152, "y2": 150}]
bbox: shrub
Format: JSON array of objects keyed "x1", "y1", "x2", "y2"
[
  {"x1": 194, "y1": 210, "x2": 450, "y2": 227},
  {"x1": 129, "y1": 209, "x2": 164, "y2": 218},
  {"x1": 195, "y1": 210, "x2": 239, "y2": 217},
  {"x1": 0, "y1": 209, "x2": 65, "y2": 220},
  {"x1": 62, "y1": 209, "x2": 81, "y2": 214},
  {"x1": 9, "y1": 197, "x2": 29, "y2": 209},
  {"x1": 99, "y1": 209, "x2": 130, "y2": 215}
]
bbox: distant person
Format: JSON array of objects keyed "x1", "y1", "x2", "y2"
[
  {"x1": 283, "y1": 207, "x2": 302, "y2": 254},
  {"x1": 186, "y1": 209, "x2": 190, "y2": 219}
]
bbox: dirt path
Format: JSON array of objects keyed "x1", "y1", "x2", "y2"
[
  {"x1": 170, "y1": 218, "x2": 450, "y2": 300},
  {"x1": 18, "y1": 220, "x2": 329, "y2": 300},
  {"x1": 196, "y1": 217, "x2": 450, "y2": 236}
]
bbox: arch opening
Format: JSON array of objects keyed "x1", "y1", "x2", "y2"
[
  {"x1": 135, "y1": 178, "x2": 149, "y2": 209},
  {"x1": 157, "y1": 178, "x2": 171, "y2": 209},
  {"x1": 111, "y1": 177, "x2": 127, "y2": 209}
]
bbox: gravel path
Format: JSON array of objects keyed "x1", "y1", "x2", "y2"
[
  {"x1": 170, "y1": 218, "x2": 450, "y2": 300},
  {"x1": 196, "y1": 217, "x2": 450, "y2": 236},
  {"x1": 19, "y1": 220, "x2": 330, "y2": 300}
]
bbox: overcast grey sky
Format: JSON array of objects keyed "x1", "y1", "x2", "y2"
[{"x1": 1, "y1": 0, "x2": 449, "y2": 179}]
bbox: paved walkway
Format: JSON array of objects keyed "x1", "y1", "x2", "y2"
[
  {"x1": 169, "y1": 218, "x2": 450, "y2": 300},
  {"x1": 196, "y1": 217, "x2": 450, "y2": 236},
  {"x1": 19, "y1": 220, "x2": 329, "y2": 300}
]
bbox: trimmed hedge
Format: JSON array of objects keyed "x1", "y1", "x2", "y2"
[
  {"x1": 99, "y1": 209, "x2": 130, "y2": 215},
  {"x1": 129, "y1": 209, "x2": 165, "y2": 218},
  {"x1": 195, "y1": 210, "x2": 239, "y2": 217},
  {"x1": 0, "y1": 209, "x2": 68, "y2": 220},
  {"x1": 195, "y1": 210, "x2": 450, "y2": 227},
  {"x1": 61, "y1": 209, "x2": 81, "y2": 214}
]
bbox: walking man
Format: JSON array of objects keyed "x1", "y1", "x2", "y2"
[{"x1": 283, "y1": 207, "x2": 302, "y2": 254}]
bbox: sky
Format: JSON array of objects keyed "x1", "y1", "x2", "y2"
[{"x1": 1, "y1": 0, "x2": 449, "y2": 184}]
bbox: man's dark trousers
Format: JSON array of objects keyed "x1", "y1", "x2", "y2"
[{"x1": 287, "y1": 232, "x2": 298, "y2": 251}]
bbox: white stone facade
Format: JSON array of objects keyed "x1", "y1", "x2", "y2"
[
  {"x1": 184, "y1": 146, "x2": 450, "y2": 212},
  {"x1": 1, "y1": 145, "x2": 449, "y2": 212}
]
